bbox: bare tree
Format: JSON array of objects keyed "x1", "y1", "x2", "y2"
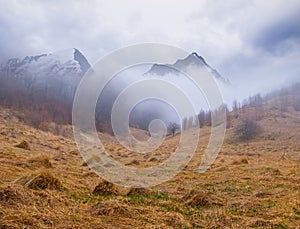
[
  {"x1": 197, "y1": 110, "x2": 205, "y2": 128},
  {"x1": 182, "y1": 117, "x2": 188, "y2": 130},
  {"x1": 232, "y1": 100, "x2": 239, "y2": 118},
  {"x1": 168, "y1": 122, "x2": 180, "y2": 136},
  {"x1": 294, "y1": 97, "x2": 300, "y2": 111}
]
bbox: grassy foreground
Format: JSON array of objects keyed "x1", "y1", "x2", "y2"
[{"x1": 0, "y1": 106, "x2": 299, "y2": 228}]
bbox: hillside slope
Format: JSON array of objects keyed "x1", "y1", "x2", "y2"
[{"x1": 0, "y1": 100, "x2": 299, "y2": 228}]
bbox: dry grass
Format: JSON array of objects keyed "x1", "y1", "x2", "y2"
[
  {"x1": 88, "y1": 200, "x2": 132, "y2": 217},
  {"x1": 93, "y1": 179, "x2": 120, "y2": 196},
  {"x1": 127, "y1": 187, "x2": 149, "y2": 196},
  {"x1": 0, "y1": 106, "x2": 299, "y2": 228},
  {"x1": 232, "y1": 156, "x2": 249, "y2": 165},
  {"x1": 182, "y1": 190, "x2": 224, "y2": 207},
  {"x1": 14, "y1": 140, "x2": 30, "y2": 150},
  {"x1": 26, "y1": 171, "x2": 63, "y2": 191},
  {"x1": 16, "y1": 170, "x2": 63, "y2": 190},
  {"x1": 27, "y1": 154, "x2": 53, "y2": 168}
]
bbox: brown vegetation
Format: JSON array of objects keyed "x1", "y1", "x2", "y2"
[
  {"x1": 16, "y1": 170, "x2": 63, "y2": 191},
  {"x1": 0, "y1": 83, "x2": 299, "y2": 228},
  {"x1": 93, "y1": 179, "x2": 120, "y2": 196},
  {"x1": 14, "y1": 140, "x2": 30, "y2": 150}
]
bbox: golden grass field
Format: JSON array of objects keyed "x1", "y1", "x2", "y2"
[{"x1": 0, "y1": 103, "x2": 299, "y2": 228}]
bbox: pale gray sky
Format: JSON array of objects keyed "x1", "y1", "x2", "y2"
[{"x1": 1, "y1": 0, "x2": 300, "y2": 99}]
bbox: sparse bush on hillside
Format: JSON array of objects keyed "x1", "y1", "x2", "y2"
[{"x1": 235, "y1": 119, "x2": 262, "y2": 141}]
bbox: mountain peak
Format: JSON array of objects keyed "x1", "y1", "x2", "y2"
[
  {"x1": 172, "y1": 52, "x2": 208, "y2": 69},
  {"x1": 73, "y1": 48, "x2": 91, "y2": 74},
  {"x1": 0, "y1": 48, "x2": 92, "y2": 100},
  {"x1": 1, "y1": 48, "x2": 91, "y2": 78},
  {"x1": 145, "y1": 52, "x2": 230, "y2": 85},
  {"x1": 191, "y1": 52, "x2": 206, "y2": 63}
]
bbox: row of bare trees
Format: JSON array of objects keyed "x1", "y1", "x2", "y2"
[
  {"x1": 179, "y1": 82, "x2": 300, "y2": 140},
  {"x1": 1, "y1": 71, "x2": 299, "y2": 138},
  {"x1": 0, "y1": 75, "x2": 73, "y2": 127}
]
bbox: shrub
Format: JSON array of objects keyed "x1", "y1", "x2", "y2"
[{"x1": 235, "y1": 119, "x2": 262, "y2": 141}]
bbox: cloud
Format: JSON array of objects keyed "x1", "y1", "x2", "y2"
[
  {"x1": 0, "y1": 0, "x2": 299, "y2": 100},
  {"x1": 252, "y1": 12, "x2": 300, "y2": 55}
]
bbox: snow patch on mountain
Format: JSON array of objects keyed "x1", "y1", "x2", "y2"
[
  {"x1": 0, "y1": 48, "x2": 90, "y2": 78},
  {"x1": 0, "y1": 48, "x2": 91, "y2": 99}
]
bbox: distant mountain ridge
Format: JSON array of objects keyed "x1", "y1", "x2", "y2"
[
  {"x1": 0, "y1": 49, "x2": 229, "y2": 96},
  {"x1": 146, "y1": 52, "x2": 230, "y2": 85},
  {"x1": 1, "y1": 48, "x2": 90, "y2": 77},
  {"x1": 0, "y1": 48, "x2": 91, "y2": 99},
  {"x1": 0, "y1": 49, "x2": 233, "y2": 127}
]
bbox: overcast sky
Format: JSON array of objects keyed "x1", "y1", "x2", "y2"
[{"x1": 1, "y1": 0, "x2": 300, "y2": 99}]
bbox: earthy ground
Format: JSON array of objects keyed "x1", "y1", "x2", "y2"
[{"x1": 0, "y1": 104, "x2": 299, "y2": 228}]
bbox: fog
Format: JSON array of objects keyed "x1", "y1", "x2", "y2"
[
  {"x1": 96, "y1": 64, "x2": 208, "y2": 129},
  {"x1": 1, "y1": 0, "x2": 300, "y2": 102}
]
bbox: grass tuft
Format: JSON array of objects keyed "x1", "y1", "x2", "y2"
[{"x1": 14, "y1": 140, "x2": 30, "y2": 150}]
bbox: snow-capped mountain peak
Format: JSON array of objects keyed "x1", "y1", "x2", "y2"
[
  {"x1": 73, "y1": 48, "x2": 91, "y2": 74},
  {"x1": 145, "y1": 52, "x2": 230, "y2": 85},
  {"x1": 0, "y1": 48, "x2": 90, "y2": 78},
  {"x1": 172, "y1": 52, "x2": 207, "y2": 69},
  {"x1": 0, "y1": 48, "x2": 91, "y2": 99}
]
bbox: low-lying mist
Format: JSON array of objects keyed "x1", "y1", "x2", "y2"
[{"x1": 95, "y1": 64, "x2": 212, "y2": 132}]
